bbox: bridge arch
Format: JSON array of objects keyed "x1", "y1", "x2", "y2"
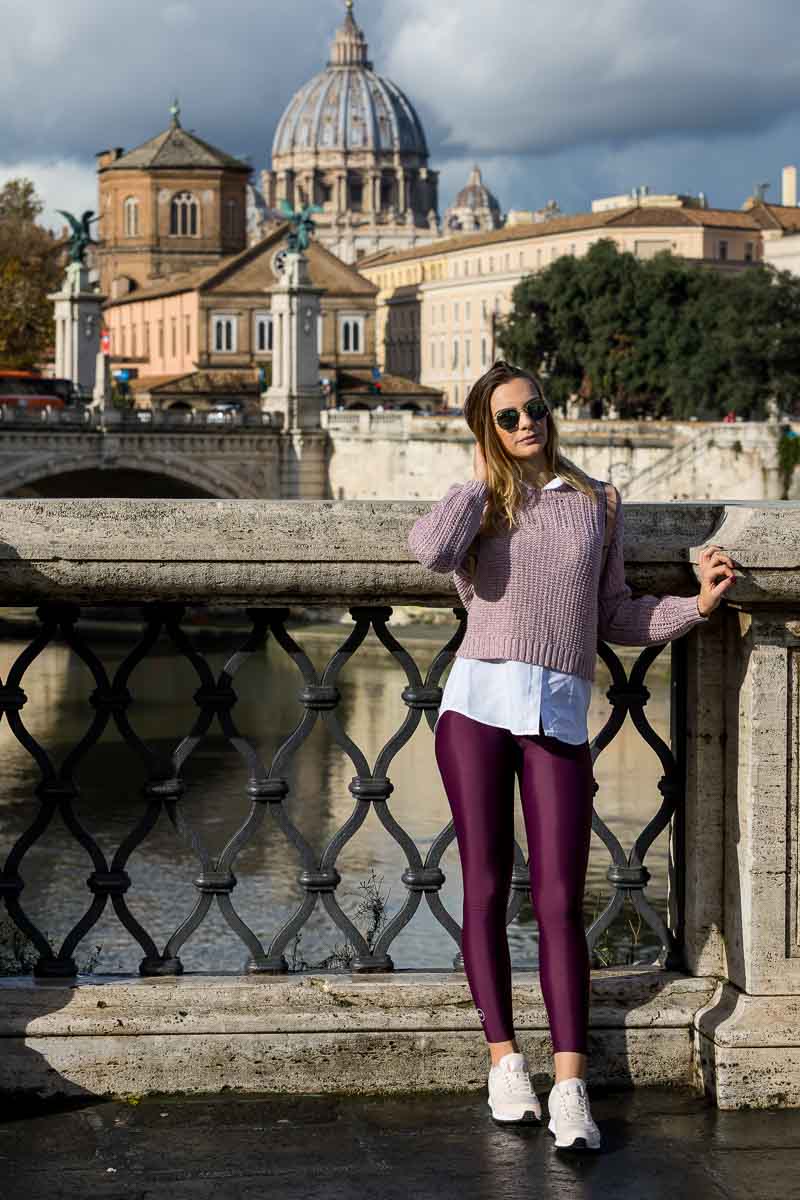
[{"x1": 0, "y1": 451, "x2": 253, "y2": 500}]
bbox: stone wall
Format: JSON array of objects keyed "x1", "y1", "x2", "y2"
[{"x1": 323, "y1": 414, "x2": 799, "y2": 502}]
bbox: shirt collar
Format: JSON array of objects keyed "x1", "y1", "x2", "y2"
[{"x1": 521, "y1": 474, "x2": 566, "y2": 491}]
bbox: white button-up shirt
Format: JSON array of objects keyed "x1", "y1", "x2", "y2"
[{"x1": 433, "y1": 475, "x2": 592, "y2": 745}]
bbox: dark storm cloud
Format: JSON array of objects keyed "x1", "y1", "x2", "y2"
[
  {"x1": 1, "y1": 0, "x2": 348, "y2": 166},
  {"x1": 382, "y1": 0, "x2": 800, "y2": 158},
  {"x1": 3, "y1": 0, "x2": 800, "y2": 219}
]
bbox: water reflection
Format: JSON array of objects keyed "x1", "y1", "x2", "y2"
[{"x1": 0, "y1": 615, "x2": 673, "y2": 974}]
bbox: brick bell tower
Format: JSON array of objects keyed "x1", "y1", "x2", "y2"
[{"x1": 96, "y1": 101, "x2": 252, "y2": 299}]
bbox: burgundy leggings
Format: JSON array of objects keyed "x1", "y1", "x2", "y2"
[{"x1": 434, "y1": 708, "x2": 595, "y2": 1054}]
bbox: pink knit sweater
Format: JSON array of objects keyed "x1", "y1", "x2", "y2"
[{"x1": 407, "y1": 477, "x2": 708, "y2": 682}]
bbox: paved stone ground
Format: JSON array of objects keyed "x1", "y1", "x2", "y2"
[{"x1": 1, "y1": 1085, "x2": 800, "y2": 1200}]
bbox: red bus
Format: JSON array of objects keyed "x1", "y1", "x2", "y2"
[{"x1": 0, "y1": 371, "x2": 73, "y2": 411}]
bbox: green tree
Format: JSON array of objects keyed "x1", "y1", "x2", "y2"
[
  {"x1": 497, "y1": 239, "x2": 800, "y2": 420},
  {"x1": 0, "y1": 178, "x2": 43, "y2": 224},
  {"x1": 0, "y1": 178, "x2": 61, "y2": 369}
]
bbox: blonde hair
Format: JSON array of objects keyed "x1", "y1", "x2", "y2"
[{"x1": 460, "y1": 360, "x2": 600, "y2": 578}]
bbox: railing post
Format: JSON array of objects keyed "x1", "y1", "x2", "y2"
[
  {"x1": 678, "y1": 612, "x2": 727, "y2": 978},
  {"x1": 695, "y1": 604, "x2": 800, "y2": 1107}
]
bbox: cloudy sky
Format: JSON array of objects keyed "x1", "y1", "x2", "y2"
[{"x1": 3, "y1": 0, "x2": 800, "y2": 229}]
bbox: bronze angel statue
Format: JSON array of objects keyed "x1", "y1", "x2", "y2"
[
  {"x1": 57, "y1": 209, "x2": 99, "y2": 265},
  {"x1": 278, "y1": 199, "x2": 322, "y2": 252}
]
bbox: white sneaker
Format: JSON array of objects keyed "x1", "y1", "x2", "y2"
[
  {"x1": 487, "y1": 1051, "x2": 542, "y2": 1123},
  {"x1": 547, "y1": 1076, "x2": 601, "y2": 1151}
]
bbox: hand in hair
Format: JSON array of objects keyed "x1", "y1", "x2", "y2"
[{"x1": 472, "y1": 440, "x2": 489, "y2": 484}]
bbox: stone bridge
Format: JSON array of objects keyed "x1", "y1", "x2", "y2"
[
  {"x1": 1, "y1": 409, "x2": 798, "y2": 501},
  {"x1": 0, "y1": 412, "x2": 328, "y2": 500}
]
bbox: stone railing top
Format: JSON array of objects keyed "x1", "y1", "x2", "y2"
[
  {"x1": 0, "y1": 408, "x2": 283, "y2": 432},
  {"x1": 320, "y1": 413, "x2": 797, "y2": 447},
  {"x1": 0, "y1": 497, "x2": 797, "y2": 606}
]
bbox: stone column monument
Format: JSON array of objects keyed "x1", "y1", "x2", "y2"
[
  {"x1": 48, "y1": 210, "x2": 105, "y2": 398},
  {"x1": 261, "y1": 201, "x2": 329, "y2": 498},
  {"x1": 262, "y1": 248, "x2": 325, "y2": 431}
]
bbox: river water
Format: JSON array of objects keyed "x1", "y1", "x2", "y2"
[{"x1": 0, "y1": 616, "x2": 675, "y2": 975}]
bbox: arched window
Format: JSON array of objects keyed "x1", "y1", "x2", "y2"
[
  {"x1": 170, "y1": 192, "x2": 199, "y2": 237},
  {"x1": 254, "y1": 312, "x2": 274, "y2": 353},
  {"x1": 123, "y1": 196, "x2": 139, "y2": 237},
  {"x1": 339, "y1": 315, "x2": 364, "y2": 354},
  {"x1": 212, "y1": 314, "x2": 237, "y2": 353}
]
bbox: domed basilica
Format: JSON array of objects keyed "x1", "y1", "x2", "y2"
[{"x1": 258, "y1": 0, "x2": 441, "y2": 263}]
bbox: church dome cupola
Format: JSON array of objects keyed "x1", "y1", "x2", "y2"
[
  {"x1": 271, "y1": 0, "x2": 429, "y2": 159},
  {"x1": 262, "y1": 1, "x2": 440, "y2": 264},
  {"x1": 445, "y1": 164, "x2": 504, "y2": 234}
]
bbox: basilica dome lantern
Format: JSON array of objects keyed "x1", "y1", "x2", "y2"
[{"x1": 260, "y1": 0, "x2": 440, "y2": 263}]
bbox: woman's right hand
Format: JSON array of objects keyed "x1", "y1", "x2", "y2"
[{"x1": 473, "y1": 440, "x2": 488, "y2": 483}]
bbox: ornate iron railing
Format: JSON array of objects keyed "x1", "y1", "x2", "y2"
[{"x1": 0, "y1": 600, "x2": 686, "y2": 979}]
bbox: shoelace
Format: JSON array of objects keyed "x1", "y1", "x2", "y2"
[
  {"x1": 501, "y1": 1064, "x2": 534, "y2": 1098},
  {"x1": 558, "y1": 1085, "x2": 591, "y2": 1123}
]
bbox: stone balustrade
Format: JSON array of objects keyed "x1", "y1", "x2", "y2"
[
  {"x1": 0, "y1": 496, "x2": 799, "y2": 1108},
  {"x1": 0, "y1": 407, "x2": 283, "y2": 432}
]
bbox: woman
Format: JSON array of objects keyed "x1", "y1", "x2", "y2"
[{"x1": 407, "y1": 361, "x2": 735, "y2": 1153}]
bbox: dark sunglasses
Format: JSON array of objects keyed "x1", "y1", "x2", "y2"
[{"x1": 493, "y1": 396, "x2": 549, "y2": 432}]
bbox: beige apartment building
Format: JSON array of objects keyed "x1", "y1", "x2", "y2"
[{"x1": 359, "y1": 200, "x2": 797, "y2": 408}]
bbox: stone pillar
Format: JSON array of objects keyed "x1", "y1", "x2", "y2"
[
  {"x1": 48, "y1": 264, "x2": 106, "y2": 396},
  {"x1": 679, "y1": 610, "x2": 728, "y2": 980},
  {"x1": 366, "y1": 172, "x2": 379, "y2": 214},
  {"x1": 397, "y1": 169, "x2": 406, "y2": 213},
  {"x1": 689, "y1": 501, "x2": 800, "y2": 1107},
  {"x1": 262, "y1": 249, "x2": 324, "y2": 433}
]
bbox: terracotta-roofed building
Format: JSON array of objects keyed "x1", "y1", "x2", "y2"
[
  {"x1": 357, "y1": 203, "x2": 767, "y2": 406},
  {"x1": 104, "y1": 222, "x2": 375, "y2": 395},
  {"x1": 752, "y1": 201, "x2": 800, "y2": 276},
  {"x1": 96, "y1": 102, "x2": 252, "y2": 299},
  {"x1": 336, "y1": 368, "x2": 443, "y2": 409},
  {"x1": 127, "y1": 370, "x2": 263, "y2": 410},
  {"x1": 103, "y1": 222, "x2": 440, "y2": 411}
]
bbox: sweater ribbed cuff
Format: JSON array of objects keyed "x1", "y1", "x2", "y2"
[
  {"x1": 679, "y1": 593, "x2": 710, "y2": 627},
  {"x1": 443, "y1": 479, "x2": 489, "y2": 539}
]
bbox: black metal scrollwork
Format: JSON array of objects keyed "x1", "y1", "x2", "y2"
[{"x1": 0, "y1": 602, "x2": 686, "y2": 977}]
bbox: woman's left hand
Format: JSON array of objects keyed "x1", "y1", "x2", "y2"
[{"x1": 697, "y1": 545, "x2": 737, "y2": 617}]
